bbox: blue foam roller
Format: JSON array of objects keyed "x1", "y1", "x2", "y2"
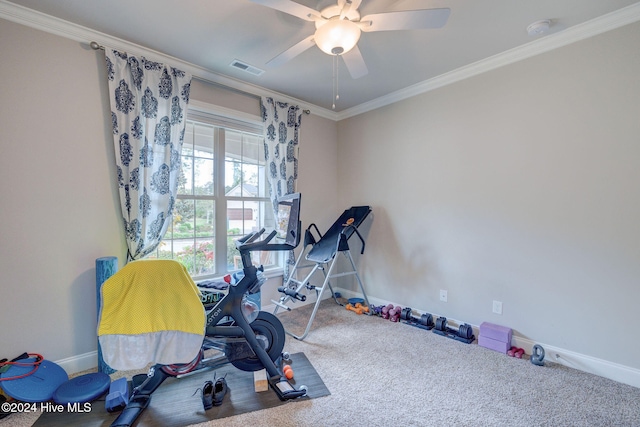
[
  {"x1": 53, "y1": 372, "x2": 111, "y2": 405},
  {"x1": 96, "y1": 256, "x2": 118, "y2": 375}
]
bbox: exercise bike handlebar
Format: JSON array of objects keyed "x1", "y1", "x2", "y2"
[
  {"x1": 236, "y1": 229, "x2": 278, "y2": 252},
  {"x1": 237, "y1": 228, "x2": 267, "y2": 245},
  {"x1": 236, "y1": 228, "x2": 300, "y2": 253}
]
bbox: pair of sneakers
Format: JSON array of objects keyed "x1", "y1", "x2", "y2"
[{"x1": 201, "y1": 373, "x2": 229, "y2": 410}]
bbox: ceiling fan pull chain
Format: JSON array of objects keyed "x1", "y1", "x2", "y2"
[
  {"x1": 332, "y1": 54, "x2": 338, "y2": 110},
  {"x1": 336, "y1": 55, "x2": 340, "y2": 102}
]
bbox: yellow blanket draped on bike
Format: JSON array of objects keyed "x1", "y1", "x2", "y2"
[{"x1": 98, "y1": 259, "x2": 205, "y2": 370}]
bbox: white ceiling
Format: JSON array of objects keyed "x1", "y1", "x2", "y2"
[{"x1": 4, "y1": 0, "x2": 640, "y2": 115}]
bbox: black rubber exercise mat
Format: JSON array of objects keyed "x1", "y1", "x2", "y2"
[{"x1": 33, "y1": 352, "x2": 329, "y2": 427}]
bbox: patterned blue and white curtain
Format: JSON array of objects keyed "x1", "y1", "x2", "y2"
[
  {"x1": 260, "y1": 97, "x2": 303, "y2": 277},
  {"x1": 105, "y1": 50, "x2": 192, "y2": 261},
  {"x1": 261, "y1": 96, "x2": 302, "y2": 280},
  {"x1": 261, "y1": 96, "x2": 302, "y2": 208}
]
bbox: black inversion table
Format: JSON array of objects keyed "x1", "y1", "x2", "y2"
[{"x1": 272, "y1": 206, "x2": 372, "y2": 340}]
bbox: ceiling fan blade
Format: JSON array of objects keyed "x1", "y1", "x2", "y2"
[
  {"x1": 250, "y1": 0, "x2": 321, "y2": 21},
  {"x1": 266, "y1": 35, "x2": 316, "y2": 68},
  {"x1": 341, "y1": 45, "x2": 368, "y2": 79},
  {"x1": 339, "y1": 0, "x2": 362, "y2": 19},
  {"x1": 349, "y1": 0, "x2": 362, "y2": 12},
  {"x1": 339, "y1": 2, "x2": 352, "y2": 20},
  {"x1": 360, "y1": 8, "x2": 450, "y2": 32}
]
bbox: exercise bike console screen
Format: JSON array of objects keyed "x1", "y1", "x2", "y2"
[{"x1": 275, "y1": 192, "x2": 301, "y2": 248}]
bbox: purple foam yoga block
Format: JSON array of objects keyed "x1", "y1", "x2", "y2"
[
  {"x1": 479, "y1": 336, "x2": 511, "y2": 354},
  {"x1": 479, "y1": 322, "x2": 512, "y2": 343}
]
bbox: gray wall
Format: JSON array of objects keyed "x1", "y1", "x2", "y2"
[
  {"x1": 2, "y1": 13, "x2": 639, "y2": 381},
  {"x1": 337, "y1": 21, "x2": 640, "y2": 370},
  {"x1": 0, "y1": 18, "x2": 338, "y2": 365}
]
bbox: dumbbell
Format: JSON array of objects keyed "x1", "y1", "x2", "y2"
[
  {"x1": 381, "y1": 304, "x2": 394, "y2": 319},
  {"x1": 369, "y1": 305, "x2": 384, "y2": 316},
  {"x1": 434, "y1": 317, "x2": 474, "y2": 340},
  {"x1": 435, "y1": 316, "x2": 447, "y2": 331},
  {"x1": 346, "y1": 303, "x2": 364, "y2": 315},
  {"x1": 389, "y1": 306, "x2": 402, "y2": 322},
  {"x1": 355, "y1": 303, "x2": 369, "y2": 313},
  {"x1": 400, "y1": 307, "x2": 434, "y2": 329}
]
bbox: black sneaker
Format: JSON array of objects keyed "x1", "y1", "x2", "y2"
[
  {"x1": 212, "y1": 374, "x2": 228, "y2": 406},
  {"x1": 201, "y1": 380, "x2": 214, "y2": 410}
]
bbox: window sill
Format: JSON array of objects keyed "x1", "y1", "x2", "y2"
[
  {"x1": 193, "y1": 266, "x2": 284, "y2": 283},
  {"x1": 262, "y1": 266, "x2": 285, "y2": 279}
]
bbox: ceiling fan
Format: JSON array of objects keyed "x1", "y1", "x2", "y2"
[{"x1": 250, "y1": 0, "x2": 451, "y2": 79}]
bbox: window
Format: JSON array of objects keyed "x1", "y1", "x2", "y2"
[{"x1": 146, "y1": 104, "x2": 277, "y2": 278}]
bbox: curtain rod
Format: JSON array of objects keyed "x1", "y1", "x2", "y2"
[{"x1": 90, "y1": 42, "x2": 310, "y2": 115}]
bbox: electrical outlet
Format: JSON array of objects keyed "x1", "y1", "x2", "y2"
[
  {"x1": 492, "y1": 300, "x2": 503, "y2": 314},
  {"x1": 440, "y1": 290, "x2": 448, "y2": 302}
]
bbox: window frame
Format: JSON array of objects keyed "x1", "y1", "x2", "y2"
[{"x1": 150, "y1": 100, "x2": 283, "y2": 280}]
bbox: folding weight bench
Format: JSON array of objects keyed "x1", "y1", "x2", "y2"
[{"x1": 272, "y1": 206, "x2": 372, "y2": 340}]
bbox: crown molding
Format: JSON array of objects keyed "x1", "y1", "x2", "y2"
[
  {"x1": 0, "y1": 0, "x2": 339, "y2": 121},
  {"x1": 336, "y1": 2, "x2": 640, "y2": 120},
  {"x1": 2, "y1": 0, "x2": 639, "y2": 122}
]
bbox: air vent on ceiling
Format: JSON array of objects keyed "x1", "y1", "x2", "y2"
[{"x1": 230, "y1": 59, "x2": 264, "y2": 76}]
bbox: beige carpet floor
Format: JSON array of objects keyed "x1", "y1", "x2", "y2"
[{"x1": 3, "y1": 299, "x2": 640, "y2": 426}]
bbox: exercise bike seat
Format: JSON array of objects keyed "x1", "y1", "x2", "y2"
[{"x1": 98, "y1": 259, "x2": 206, "y2": 371}]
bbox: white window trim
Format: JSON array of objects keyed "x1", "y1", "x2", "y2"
[
  {"x1": 183, "y1": 100, "x2": 284, "y2": 280},
  {"x1": 188, "y1": 100, "x2": 263, "y2": 131}
]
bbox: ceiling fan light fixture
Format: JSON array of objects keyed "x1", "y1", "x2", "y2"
[{"x1": 314, "y1": 18, "x2": 361, "y2": 55}]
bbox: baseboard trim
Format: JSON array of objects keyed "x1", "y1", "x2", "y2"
[
  {"x1": 510, "y1": 337, "x2": 640, "y2": 389},
  {"x1": 333, "y1": 287, "x2": 640, "y2": 389},
  {"x1": 55, "y1": 351, "x2": 98, "y2": 375}
]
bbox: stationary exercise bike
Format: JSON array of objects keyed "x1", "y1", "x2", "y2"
[{"x1": 109, "y1": 194, "x2": 305, "y2": 427}]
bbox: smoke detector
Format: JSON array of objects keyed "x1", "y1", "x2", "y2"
[{"x1": 527, "y1": 19, "x2": 551, "y2": 36}]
